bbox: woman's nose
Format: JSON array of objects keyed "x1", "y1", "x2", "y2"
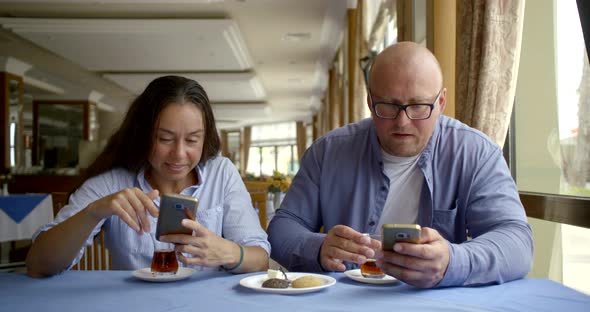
[{"x1": 172, "y1": 141, "x2": 186, "y2": 155}]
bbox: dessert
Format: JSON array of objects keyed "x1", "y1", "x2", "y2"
[
  {"x1": 261, "y1": 268, "x2": 290, "y2": 289},
  {"x1": 292, "y1": 276, "x2": 324, "y2": 288}
]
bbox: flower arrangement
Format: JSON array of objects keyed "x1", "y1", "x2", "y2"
[{"x1": 267, "y1": 171, "x2": 291, "y2": 193}]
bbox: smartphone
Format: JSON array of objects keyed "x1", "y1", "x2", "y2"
[
  {"x1": 155, "y1": 193, "x2": 199, "y2": 239},
  {"x1": 381, "y1": 224, "x2": 421, "y2": 250}
]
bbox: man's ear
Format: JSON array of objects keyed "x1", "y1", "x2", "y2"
[
  {"x1": 438, "y1": 88, "x2": 447, "y2": 113},
  {"x1": 366, "y1": 93, "x2": 374, "y2": 115}
]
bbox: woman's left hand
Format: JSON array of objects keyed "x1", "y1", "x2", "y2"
[{"x1": 158, "y1": 219, "x2": 239, "y2": 268}]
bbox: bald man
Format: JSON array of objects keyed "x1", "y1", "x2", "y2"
[{"x1": 267, "y1": 42, "x2": 533, "y2": 288}]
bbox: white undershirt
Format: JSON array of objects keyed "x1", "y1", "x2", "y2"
[{"x1": 377, "y1": 149, "x2": 424, "y2": 229}]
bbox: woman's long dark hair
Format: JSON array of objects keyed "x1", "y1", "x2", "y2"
[{"x1": 78, "y1": 75, "x2": 220, "y2": 187}]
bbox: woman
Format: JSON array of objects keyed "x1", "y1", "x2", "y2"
[{"x1": 26, "y1": 75, "x2": 270, "y2": 277}]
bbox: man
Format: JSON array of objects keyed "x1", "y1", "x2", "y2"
[{"x1": 267, "y1": 41, "x2": 533, "y2": 288}]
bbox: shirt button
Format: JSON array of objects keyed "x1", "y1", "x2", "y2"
[
  {"x1": 381, "y1": 186, "x2": 387, "y2": 192},
  {"x1": 369, "y1": 221, "x2": 376, "y2": 226}
]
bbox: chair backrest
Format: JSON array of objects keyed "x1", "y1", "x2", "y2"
[
  {"x1": 51, "y1": 192, "x2": 111, "y2": 270},
  {"x1": 51, "y1": 192, "x2": 69, "y2": 217},
  {"x1": 244, "y1": 180, "x2": 270, "y2": 193},
  {"x1": 249, "y1": 192, "x2": 267, "y2": 231}
]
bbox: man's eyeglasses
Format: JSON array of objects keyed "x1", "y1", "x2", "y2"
[{"x1": 369, "y1": 89, "x2": 442, "y2": 120}]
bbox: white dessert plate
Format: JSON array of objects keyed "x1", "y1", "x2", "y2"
[
  {"x1": 343, "y1": 269, "x2": 399, "y2": 285},
  {"x1": 239, "y1": 272, "x2": 336, "y2": 294},
  {"x1": 132, "y1": 267, "x2": 195, "y2": 282}
]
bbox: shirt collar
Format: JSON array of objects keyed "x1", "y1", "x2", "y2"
[
  {"x1": 367, "y1": 116, "x2": 442, "y2": 168},
  {"x1": 136, "y1": 164, "x2": 203, "y2": 196},
  {"x1": 419, "y1": 115, "x2": 443, "y2": 164}
]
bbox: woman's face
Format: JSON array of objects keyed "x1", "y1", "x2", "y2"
[{"x1": 148, "y1": 102, "x2": 205, "y2": 187}]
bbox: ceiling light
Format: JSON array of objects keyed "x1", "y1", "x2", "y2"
[
  {"x1": 287, "y1": 78, "x2": 304, "y2": 84},
  {"x1": 282, "y1": 32, "x2": 311, "y2": 42}
]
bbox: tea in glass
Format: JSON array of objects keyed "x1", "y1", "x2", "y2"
[
  {"x1": 151, "y1": 249, "x2": 178, "y2": 275},
  {"x1": 360, "y1": 259, "x2": 385, "y2": 278},
  {"x1": 360, "y1": 233, "x2": 385, "y2": 278}
]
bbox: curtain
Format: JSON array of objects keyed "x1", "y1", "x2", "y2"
[
  {"x1": 456, "y1": 0, "x2": 526, "y2": 146},
  {"x1": 240, "y1": 126, "x2": 251, "y2": 175},
  {"x1": 296, "y1": 121, "x2": 307, "y2": 161},
  {"x1": 351, "y1": 0, "x2": 369, "y2": 123},
  {"x1": 347, "y1": 3, "x2": 359, "y2": 125},
  {"x1": 220, "y1": 130, "x2": 229, "y2": 158},
  {"x1": 355, "y1": 40, "x2": 369, "y2": 121}
]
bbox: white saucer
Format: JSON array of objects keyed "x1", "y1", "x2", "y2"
[
  {"x1": 343, "y1": 269, "x2": 399, "y2": 285},
  {"x1": 132, "y1": 267, "x2": 195, "y2": 282},
  {"x1": 240, "y1": 272, "x2": 336, "y2": 294}
]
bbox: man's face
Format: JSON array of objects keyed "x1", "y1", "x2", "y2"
[{"x1": 368, "y1": 77, "x2": 445, "y2": 157}]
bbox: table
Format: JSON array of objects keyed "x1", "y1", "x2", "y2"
[
  {"x1": 1, "y1": 271, "x2": 588, "y2": 311},
  {"x1": 0, "y1": 194, "x2": 53, "y2": 243}
]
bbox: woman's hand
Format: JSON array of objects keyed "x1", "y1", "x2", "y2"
[
  {"x1": 86, "y1": 188, "x2": 159, "y2": 234},
  {"x1": 159, "y1": 219, "x2": 240, "y2": 268}
]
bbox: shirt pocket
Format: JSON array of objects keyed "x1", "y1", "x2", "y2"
[
  {"x1": 432, "y1": 200, "x2": 458, "y2": 241},
  {"x1": 196, "y1": 204, "x2": 223, "y2": 235}
]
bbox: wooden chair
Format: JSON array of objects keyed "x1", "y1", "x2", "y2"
[
  {"x1": 249, "y1": 192, "x2": 267, "y2": 231},
  {"x1": 51, "y1": 192, "x2": 111, "y2": 270},
  {"x1": 243, "y1": 180, "x2": 270, "y2": 193}
]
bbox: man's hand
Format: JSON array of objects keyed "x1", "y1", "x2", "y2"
[
  {"x1": 376, "y1": 227, "x2": 449, "y2": 288},
  {"x1": 319, "y1": 225, "x2": 379, "y2": 271}
]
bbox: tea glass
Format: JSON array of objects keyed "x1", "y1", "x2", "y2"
[
  {"x1": 360, "y1": 233, "x2": 385, "y2": 278},
  {"x1": 150, "y1": 234, "x2": 178, "y2": 275}
]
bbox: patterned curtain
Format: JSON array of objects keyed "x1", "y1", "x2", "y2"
[{"x1": 456, "y1": 0, "x2": 526, "y2": 146}]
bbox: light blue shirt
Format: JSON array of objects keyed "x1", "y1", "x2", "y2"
[
  {"x1": 267, "y1": 116, "x2": 533, "y2": 287},
  {"x1": 34, "y1": 156, "x2": 270, "y2": 271}
]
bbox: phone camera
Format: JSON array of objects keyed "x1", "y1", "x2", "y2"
[
  {"x1": 174, "y1": 203, "x2": 182, "y2": 210},
  {"x1": 396, "y1": 233, "x2": 409, "y2": 239}
]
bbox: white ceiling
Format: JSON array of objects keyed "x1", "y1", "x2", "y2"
[{"x1": 0, "y1": 0, "x2": 351, "y2": 130}]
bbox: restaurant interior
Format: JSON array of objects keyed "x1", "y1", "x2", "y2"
[{"x1": 0, "y1": 0, "x2": 589, "y2": 297}]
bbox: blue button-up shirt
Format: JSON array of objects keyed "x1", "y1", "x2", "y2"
[
  {"x1": 267, "y1": 116, "x2": 533, "y2": 287},
  {"x1": 35, "y1": 156, "x2": 270, "y2": 271}
]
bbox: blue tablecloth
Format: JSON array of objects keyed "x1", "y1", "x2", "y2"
[
  {"x1": 0, "y1": 270, "x2": 588, "y2": 311},
  {"x1": 0, "y1": 194, "x2": 48, "y2": 223}
]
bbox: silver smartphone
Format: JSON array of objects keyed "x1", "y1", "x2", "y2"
[
  {"x1": 381, "y1": 224, "x2": 421, "y2": 250},
  {"x1": 155, "y1": 193, "x2": 199, "y2": 239}
]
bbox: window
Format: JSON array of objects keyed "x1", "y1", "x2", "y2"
[
  {"x1": 516, "y1": 0, "x2": 589, "y2": 294},
  {"x1": 246, "y1": 122, "x2": 298, "y2": 177},
  {"x1": 362, "y1": 7, "x2": 398, "y2": 120},
  {"x1": 226, "y1": 131, "x2": 240, "y2": 169}
]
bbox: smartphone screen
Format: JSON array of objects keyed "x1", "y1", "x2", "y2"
[
  {"x1": 381, "y1": 224, "x2": 421, "y2": 250},
  {"x1": 155, "y1": 193, "x2": 199, "y2": 239}
]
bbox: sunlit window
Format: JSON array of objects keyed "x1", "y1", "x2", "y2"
[
  {"x1": 516, "y1": 0, "x2": 590, "y2": 295},
  {"x1": 555, "y1": 0, "x2": 589, "y2": 196},
  {"x1": 9, "y1": 122, "x2": 16, "y2": 167},
  {"x1": 246, "y1": 122, "x2": 298, "y2": 177}
]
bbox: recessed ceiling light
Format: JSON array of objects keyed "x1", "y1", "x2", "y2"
[
  {"x1": 283, "y1": 32, "x2": 311, "y2": 42},
  {"x1": 288, "y1": 78, "x2": 304, "y2": 84}
]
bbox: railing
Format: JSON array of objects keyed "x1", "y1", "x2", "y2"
[{"x1": 519, "y1": 192, "x2": 590, "y2": 229}]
